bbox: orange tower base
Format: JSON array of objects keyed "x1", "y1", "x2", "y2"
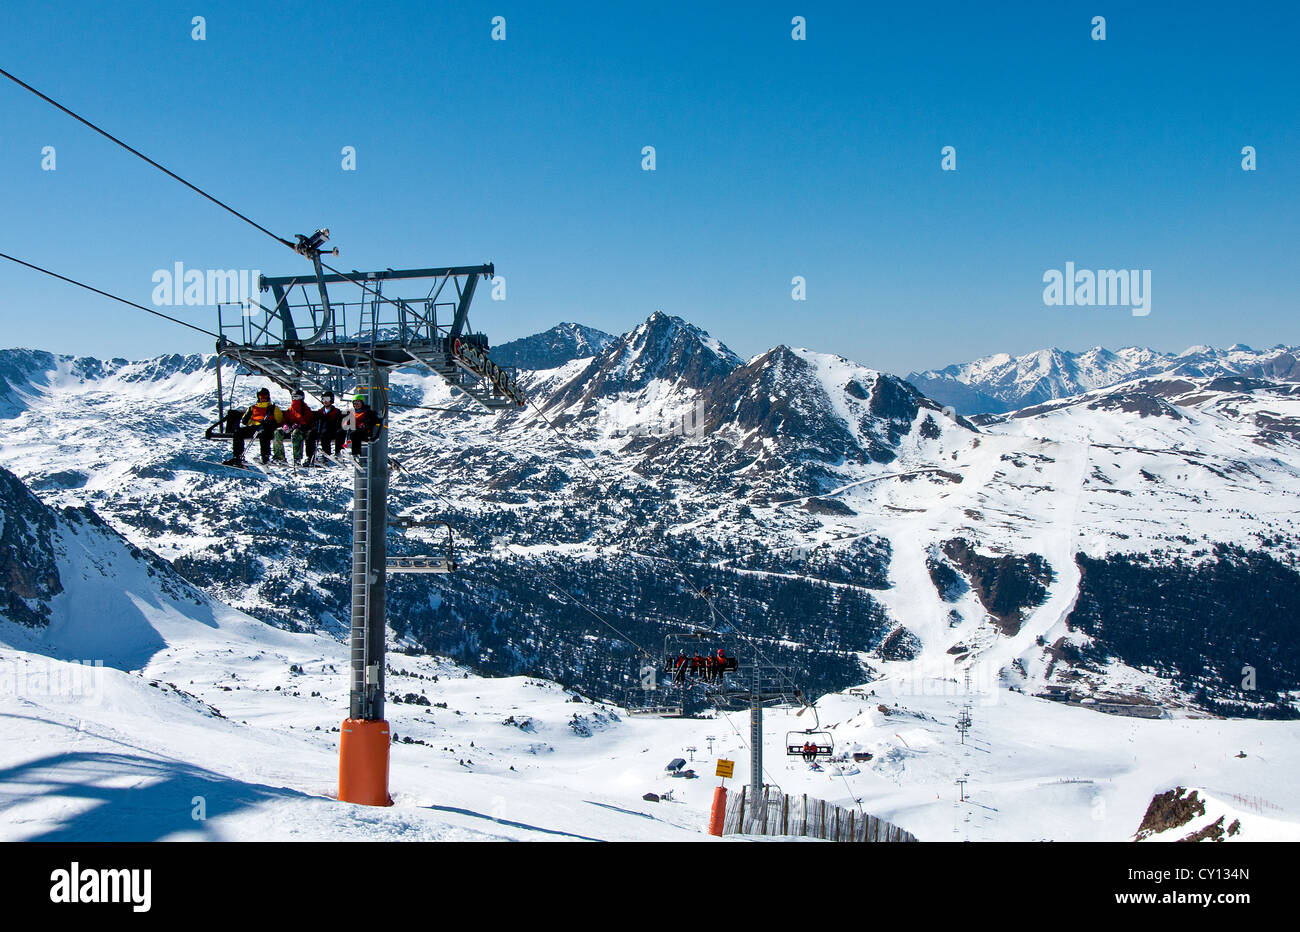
[
  {"x1": 708, "y1": 786, "x2": 727, "y2": 836},
  {"x1": 338, "y1": 718, "x2": 393, "y2": 806}
]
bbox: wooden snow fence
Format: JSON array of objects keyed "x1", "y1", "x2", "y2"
[{"x1": 722, "y1": 784, "x2": 918, "y2": 842}]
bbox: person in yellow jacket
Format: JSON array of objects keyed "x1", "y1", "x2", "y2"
[{"x1": 223, "y1": 387, "x2": 284, "y2": 466}]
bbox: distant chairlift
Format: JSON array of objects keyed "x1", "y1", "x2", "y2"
[
  {"x1": 661, "y1": 632, "x2": 739, "y2": 686},
  {"x1": 386, "y1": 517, "x2": 457, "y2": 574},
  {"x1": 786, "y1": 729, "x2": 834, "y2": 760}
]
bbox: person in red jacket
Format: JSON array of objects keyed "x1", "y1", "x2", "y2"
[
  {"x1": 715, "y1": 648, "x2": 728, "y2": 680},
  {"x1": 282, "y1": 389, "x2": 318, "y2": 466}
]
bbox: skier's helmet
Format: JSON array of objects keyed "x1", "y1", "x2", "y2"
[
  {"x1": 257, "y1": 388, "x2": 271, "y2": 400},
  {"x1": 321, "y1": 391, "x2": 334, "y2": 404},
  {"x1": 352, "y1": 393, "x2": 366, "y2": 405},
  {"x1": 291, "y1": 389, "x2": 305, "y2": 400}
]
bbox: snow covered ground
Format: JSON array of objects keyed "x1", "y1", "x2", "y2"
[
  {"x1": 5, "y1": 596, "x2": 1298, "y2": 841},
  {"x1": 1, "y1": 611, "x2": 717, "y2": 842}
]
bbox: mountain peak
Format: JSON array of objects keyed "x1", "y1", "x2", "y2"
[
  {"x1": 618, "y1": 312, "x2": 742, "y2": 373},
  {"x1": 539, "y1": 313, "x2": 741, "y2": 414},
  {"x1": 491, "y1": 322, "x2": 616, "y2": 371}
]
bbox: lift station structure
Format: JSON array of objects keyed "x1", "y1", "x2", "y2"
[{"x1": 216, "y1": 229, "x2": 525, "y2": 805}]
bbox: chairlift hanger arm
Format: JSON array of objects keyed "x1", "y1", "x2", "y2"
[
  {"x1": 448, "y1": 268, "x2": 480, "y2": 343},
  {"x1": 304, "y1": 249, "x2": 335, "y2": 345}
]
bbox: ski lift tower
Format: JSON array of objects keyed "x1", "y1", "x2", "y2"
[
  {"x1": 710, "y1": 659, "x2": 800, "y2": 803},
  {"x1": 215, "y1": 229, "x2": 525, "y2": 805}
]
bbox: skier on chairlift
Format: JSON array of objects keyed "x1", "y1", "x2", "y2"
[
  {"x1": 282, "y1": 389, "x2": 318, "y2": 466},
  {"x1": 315, "y1": 391, "x2": 345, "y2": 463},
  {"x1": 342, "y1": 392, "x2": 378, "y2": 458},
  {"x1": 223, "y1": 387, "x2": 283, "y2": 467}
]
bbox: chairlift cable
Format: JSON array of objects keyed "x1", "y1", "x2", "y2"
[
  {"x1": 0, "y1": 250, "x2": 222, "y2": 339},
  {"x1": 387, "y1": 458, "x2": 459, "y2": 512},
  {"x1": 0, "y1": 67, "x2": 295, "y2": 250},
  {"x1": 833, "y1": 759, "x2": 867, "y2": 818},
  {"x1": 0, "y1": 68, "x2": 499, "y2": 349},
  {"x1": 525, "y1": 396, "x2": 623, "y2": 500},
  {"x1": 527, "y1": 559, "x2": 652, "y2": 655},
  {"x1": 712, "y1": 704, "x2": 785, "y2": 795}
]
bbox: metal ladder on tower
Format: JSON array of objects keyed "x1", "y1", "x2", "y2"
[{"x1": 350, "y1": 441, "x2": 373, "y2": 719}]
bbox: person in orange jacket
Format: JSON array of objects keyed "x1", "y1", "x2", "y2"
[
  {"x1": 225, "y1": 388, "x2": 283, "y2": 466},
  {"x1": 342, "y1": 392, "x2": 379, "y2": 458}
]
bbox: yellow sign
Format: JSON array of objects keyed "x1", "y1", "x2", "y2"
[{"x1": 715, "y1": 759, "x2": 734, "y2": 779}]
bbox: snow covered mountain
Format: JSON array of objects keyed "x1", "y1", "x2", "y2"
[
  {"x1": 908, "y1": 343, "x2": 1300, "y2": 415},
  {"x1": 3, "y1": 316, "x2": 1300, "y2": 842},
  {"x1": 539, "y1": 311, "x2": 741, "y2": 419},
  {"x1": 1, "y1": 320, "x2": 1298, "y2": 724},
  {"x1": 489, "y1": 322, "x2": 616, "y2": 371}
]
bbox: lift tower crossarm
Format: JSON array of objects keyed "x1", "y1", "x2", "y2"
[{"x1": 259, "y1": 264, "x2": 494, "y2": 290}]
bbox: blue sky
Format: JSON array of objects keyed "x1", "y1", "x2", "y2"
[{"x1": 0, "y1": 0, "x2": 1296, "y2": 374}]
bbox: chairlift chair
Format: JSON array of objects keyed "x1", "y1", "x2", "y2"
[
  {"x1": 660, "y1": 632, "x2": 739, "y2": 685},
  {"x1": 786, "y1": 729, "x2": 833, "y2": 759},
  {"x1": 386, "y1": 518, "x2": 457, "y2": 574},
  {"x1": 204, "y1": 406, "x2": 245, "y2": 441}
]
